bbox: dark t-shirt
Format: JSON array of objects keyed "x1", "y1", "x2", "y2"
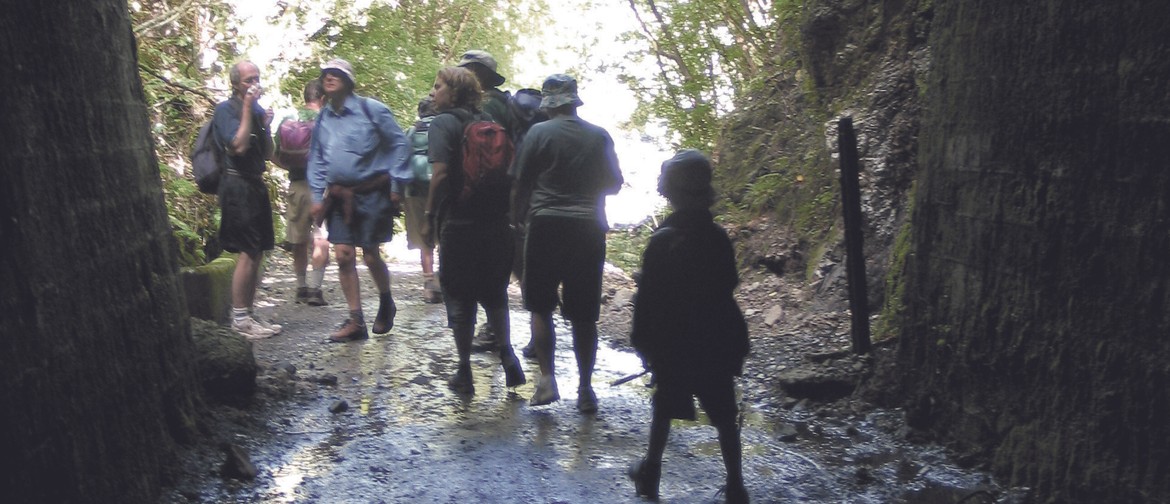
[
  {"x1": 510, "y1": 115, "x2": 622, "y2": 228},
  {"x1": 213, "y1": 97, "x2": 270, "y2": 177},
  {"x1": 428, "y1": 107, "x2": 509, "y2": 221}
]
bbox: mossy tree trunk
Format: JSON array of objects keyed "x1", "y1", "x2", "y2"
[
  {"x1": 0, "y1": 2, "x2": 202, "y2": 503},
  {"x1": 898, "y1": 0, "x2": 1170, "y2": 501}
]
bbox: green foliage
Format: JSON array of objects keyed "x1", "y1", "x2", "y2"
[
  {"x1": 606, "y1": 210, "x2": 666, "y2": 275},
  {"x1": 132, "y1": 0, "x2": 237, "y2": 267},
  {"x1": 619, "y1": 0, "x2": 776, "y2": 150},
  {"x1": 289, "y1": 0, "x2": 548, "y2": 118}
]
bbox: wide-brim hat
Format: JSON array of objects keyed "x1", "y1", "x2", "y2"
[
  {"x1": 320, "y1": 58, "x2": 356, "y2": 86},
  {"x1": 457, "y1": 50, "x2": 506, "y2": 87},
  {"x1": 539, "y1": 73, "x2": 584, "y2": 110}
]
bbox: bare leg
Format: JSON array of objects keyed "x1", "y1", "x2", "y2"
[
  {"x1": 310, "y1": 236, "x2": 330, "y2": 271},
  {"x1": 571, "y1": 321, "x2": 597, "y2": 391},
  {"x1": 232, "y1": 250, "x2": 261, "y2": 310},
  {"x1": 529, "y1": 311, "x2": 560, "y2": 404},
  {"x1": 292, "y1": 241, "x2": 309, "y2": 287},
  {"x1": 715, "y1": 420, "x2": 745, "y2": 495},
  {"x1": 334, "y1": 244, "x2": 361, "y2": 313},
  {"x1": 363, "y1": 246, "x2": 391, "y2": 294}
]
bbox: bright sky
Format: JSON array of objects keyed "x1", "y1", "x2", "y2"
[{"x1": 228, "y1": 0, "x2": 670, "y2": 227}]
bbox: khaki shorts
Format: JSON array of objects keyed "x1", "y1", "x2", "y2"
[
  {"x1": 403, "y1": 195, "x2": 430, "y2": 250},
  {"x1": 285, "y1": 179, "x2": 313, "y2": 244}
]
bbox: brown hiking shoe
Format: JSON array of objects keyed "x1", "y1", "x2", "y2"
[
  {"x1": 305, "y1": 288, "x2": 327, "y2": 306},
  {"x1": 295, "y1": 286, "x2": 310, "y2": 304},
  {"x1": 329, "y1": 318, "x2": 368, "y2": 343}
]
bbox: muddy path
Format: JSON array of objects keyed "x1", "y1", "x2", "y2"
[{"x1": 164, "y1": 246, "x2": 1028, "y2": 503}]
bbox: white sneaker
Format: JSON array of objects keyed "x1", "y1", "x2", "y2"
[
  {"x1": 232, "y1": 317, "x2": 276, "y2": 340},
  {"x1": 251, "y1": 315, "x2": 282, "y2": 335}
]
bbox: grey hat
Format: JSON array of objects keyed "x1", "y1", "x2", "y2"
[
  {"x1": 320, "y1": 58, "x2": 356, "y2": 86},
  {"x1": 457, "y1": 50, "x2": 506, "y2": 87},
  {"x1": 539, "y1": 73, "x2": 584, "y2": 110}
]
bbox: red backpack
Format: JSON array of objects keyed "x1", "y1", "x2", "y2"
[
  {"x1": 450, "y1": 109, "x2": 514, "y2": 204},
  {"x1": 275, "y1": 117, "x2": 315, "y2": 169}
]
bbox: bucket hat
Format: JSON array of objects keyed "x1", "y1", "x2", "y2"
[
  {"x1": 320, "y1": 59, "x2": 356, "y2": 86},
  {"x1": 457, "y1": 50, "x2": 506, "y2": 87},
  {"x1": 539, "y1": 73, "x2": 584, "y2": 110}
]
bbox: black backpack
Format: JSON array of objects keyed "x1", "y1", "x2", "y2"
[
  {"x1": 190, "y1": 119, "x2": 227, "y2": 194},
  {"x1": 507, "y1": 88, "x2": 549, "y2": 149}
]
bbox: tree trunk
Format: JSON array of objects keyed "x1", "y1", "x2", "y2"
[
  {"x1": 0, "y1": 2, "x2": 202, "y2": 503},
  {"x1": 897, "y1": 1, "x2": 1170, "y2": 501}
]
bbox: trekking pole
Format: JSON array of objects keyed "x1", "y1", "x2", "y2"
[{"x1": 610, "y1": 369, "x2": 650, "y2": 387}]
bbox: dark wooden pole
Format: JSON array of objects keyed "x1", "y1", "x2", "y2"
[{"x1": 837, "y1": 117, "x2": 872, "y2": 354}]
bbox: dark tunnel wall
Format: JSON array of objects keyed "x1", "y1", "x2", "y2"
[{"x1": 897, "y1": 1, "x2": 1170, "y2": 501}]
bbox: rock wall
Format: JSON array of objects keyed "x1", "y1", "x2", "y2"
[
  {"x1": 896, "y1": 1, "x2": 1170, "y2": 501},
  {"x1": 719, "y1": 0, "x2": 931, "y2": 314}
]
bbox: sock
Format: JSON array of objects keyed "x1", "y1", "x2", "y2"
[
  {"x1": 295, "y1": 273, "x2": 307, "y2": 289},
  {"x1": 308, "y1": 268, "x2": 325, "y2": 289},
  {"x1": 232, "y1": 307, "x2": 249, "y2": 322}
]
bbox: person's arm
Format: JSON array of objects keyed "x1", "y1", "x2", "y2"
[
  {"x1": 509, "y1": 133, "x2": 539, "y2": 227},
  {"x1": 601, "y1": 132, "x2": 623, "y2": 195},
  {"x1": 229, "y1": 89, "x2": 259, "y2": 155},
  {"x1": 372, "y1": 101, "x2": 409, "y2": 197},
  {"x1": 270, "y1": 118, "x2": 287, "y2": 169}
]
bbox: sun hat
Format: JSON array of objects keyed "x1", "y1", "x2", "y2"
[
  {"x1": 457, "y1": 50, "x2": 506, "y2": 87},
  {"x1": 320, "y1": 58, "x2": 356, "y2": 86},
  {"x1": 539, "y1": 73, "x2": 584, "y2": 110}
]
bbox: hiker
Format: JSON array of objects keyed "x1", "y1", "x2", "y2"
[
  {"x1": 307, "y1": 59, "x2": 410, "y2": 342},
  {"x1": 627, "y1": 150, "x2": 750, "y2": 504},
  {"x1": 402, "y1": 97, "x2": 442, "y2": 304},
  {"x1": 272, "y1": 77, "x2": 331, "y2": 307},
  {"x1": 214, "y1": 60, "x2": 281, "y2": 340},
  {"x1": 510, "y1": 74, "x2": 623, "y2": 413},
  {"x1": 457, "y1": 49, "x2": 514, "y2": 354},
  {"x1": 421, "y1": 66, "x2": 525, "y2": 395}
]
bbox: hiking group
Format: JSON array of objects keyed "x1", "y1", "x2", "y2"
[{"x1": 198, "y1": 52, "x2": 749, "y2": 503}]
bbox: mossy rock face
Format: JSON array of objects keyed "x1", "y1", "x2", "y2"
[
  {"x1": 189, "y1": 317, "x2": 256, "y2": 399},
  {"x1": 181, "y1": 255, "x2": 237, "y2": 324}
]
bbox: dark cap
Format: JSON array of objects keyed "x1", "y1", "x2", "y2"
[
  {"x1": 457, "y1": 50, "x2": 506, "y2": 87},
  {"x1": 539, "y1": 73, "x2": 584, "y2": 110},
  {"x1": 658, "y1": 149, "x2": 714, "y2": 205}
]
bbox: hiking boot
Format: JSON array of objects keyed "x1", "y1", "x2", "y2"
[
  {"x1": 470, "y1": 324, "x2": 499, "y2": 353},
  {"x1": 329, "y1": 318, "x2": 368, "y2": 343},
  {"x1": 305, "y1": 288, "x2": 327, "y2": 306},
  {"x1": 231, "y1": 317, "x2": 276, "y2": 340},
  {"x1": 576, "y1": 386, "x2": 597, "y2": 414},
  {"x1": 422, "y1": 276, "x2": 442, "y2": 304},
  {"x1": 447, "y1": 366, "x2": 474, "y2": 395},
  {"x1": 295, "y1": 286, "x2": 311, "y2": 304},
  {"x1": 715, "y1": 483, "x2": 749, "y2": 504},
  {"x1": 501, "y1": 350, "x2": 526, "y2": 387},
  {"x1": 372, "y1": 293, "x2": 396, "y2": 334},
  {"x1": 530, "y1": 374, "x2": 560, "y2": 406},
  {"x1": 628, "y1": 458, "x2": 661, "y2": 500}
]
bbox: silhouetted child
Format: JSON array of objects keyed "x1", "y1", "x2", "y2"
[{"x1": 628, "y1": 150, "x2": 750, "y2": 503}]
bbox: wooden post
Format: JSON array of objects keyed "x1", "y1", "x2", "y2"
[{"x1": 837, "y1": 117, "x2": 872, "y2": 354}]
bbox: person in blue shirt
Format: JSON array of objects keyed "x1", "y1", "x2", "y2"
[
  {"x1": 307, "y1": 59, "x2": 410, "y2": 342},
  {"x1": 213, "y1": 60, "x2": 281, "y2": 340}
]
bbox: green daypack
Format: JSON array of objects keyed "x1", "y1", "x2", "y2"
[{"x1": 407, "y1": 115, "x2": 435, "y2": 183}]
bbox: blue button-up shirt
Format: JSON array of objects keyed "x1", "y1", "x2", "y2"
[{"x1": 307, "y1": 94, "x2": 410, "y2": 203}]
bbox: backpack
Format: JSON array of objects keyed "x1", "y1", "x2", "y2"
[
  {"x1": 507, "y1": 88, "x2": 548, "y2": 149},
  {"x1": 190, "y1": 119, "x2": 227, "y2": 194},
  {"x1": 275, "y1": 117, "x2": 315, "y2": 170},
  {"x1": 447, "y1": 109, "x2": 514, "y2": 205},
  {"x1": 407, "y1": 115, "x2": 435, "y2": 183}
]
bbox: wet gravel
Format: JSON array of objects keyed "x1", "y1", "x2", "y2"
[{"x1": 162, "y1": 245, "x2": 1030, "y2": 503}]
